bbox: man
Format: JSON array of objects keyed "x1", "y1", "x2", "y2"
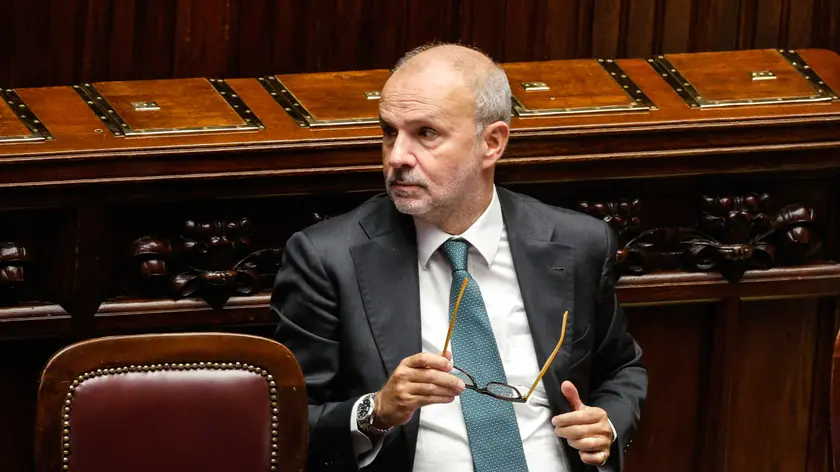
[{"x1": 271, "y1": 43, "x2": 647, "y2": 472}]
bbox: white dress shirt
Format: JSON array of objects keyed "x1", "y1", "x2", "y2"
[{"x1": 351, "y1": 186, "x2": 613, "y2": 470}]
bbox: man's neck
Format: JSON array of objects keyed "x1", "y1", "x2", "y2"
[{"x1": 423, "y1": 185, "x2": 494, "y2": 235}]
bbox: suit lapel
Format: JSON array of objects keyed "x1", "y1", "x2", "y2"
[
  {"x1": 498, "y1": 188, "x2": 577, "y2": 415},
  {"x1": 349, "y1": 200, "x2": 423, "y2": 468},
  {"x1": 350, "y1": 201, "x2": 422, "y2": 377}
]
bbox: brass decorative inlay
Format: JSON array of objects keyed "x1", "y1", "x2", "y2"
[
  {"x1": 0, "y1": 88, "x2": 55, "y2": 143},
  {"x1": 649, "y1": 49, "x2": 839, "y2": 109},
  {"x1": 61, "y1": 362, "x2": 281, "y2": 471},
  {"x1": 72, "y1": 78, "x2": 266, "y2": 137},
  {"x1": 521, "y1": 82, "x2": 550, "y2": 92},
  {"x1": 131, "y1": 101, "x2": 161, "y2": 111},
  {"x1": 364, "y1": 91, "x2": 381, "y2": 100},
  {"x1": 751, "y1": 71, "x2": 776, "y2": 81},
  {"x1": 259, "y1": 75, "x2": 381, "y2": 128},
  {"x1": 511, "y1": 59, "x2": 657, "y2": 117}
]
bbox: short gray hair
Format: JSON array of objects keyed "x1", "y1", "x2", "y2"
[{"x1": 394, "y1": 43, "x2": 511, "y2": 136}]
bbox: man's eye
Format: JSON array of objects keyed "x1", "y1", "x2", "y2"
[{"x1": 419, "y1": 128, "x2": 437, "y2": 138}]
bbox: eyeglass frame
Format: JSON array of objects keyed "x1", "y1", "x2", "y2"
[{"x1": 441, "y1": 277, "x2": 569, "y2": 403}]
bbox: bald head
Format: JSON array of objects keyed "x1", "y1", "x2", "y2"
[{"x1": 387, "y1": 43, "x2": 512, "y2": 134}]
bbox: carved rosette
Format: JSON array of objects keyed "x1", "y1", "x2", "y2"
[
  {"x1": 0, "y1": 242, "x2": 32, "y2": 305},
  {"x1": 129, "y1": 218, "x2": 283, "y2": 309},
  {"x1": 581, "y1": 193, "x2": 820, "y2": 282},
  {"x1": 579, "y1": 199, "x2": 643, "y2": 265}
]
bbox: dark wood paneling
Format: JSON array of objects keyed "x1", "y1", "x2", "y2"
[
  {"x1": 624, "y1": 304, "x2": 712, "y2": 472},
  {"x1": 729, "y1": 298, "x2": 821, "y2": 471},
  {"x1": 3, "y1": 0, "x2": 840, "y2": 88},
  {"x1": 0, "y1": 338, "x2": 67, "y2": 472}
]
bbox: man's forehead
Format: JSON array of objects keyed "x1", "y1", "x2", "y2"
[{"x1": 381, "y1": 71, "x2": 472, "y2": 120}]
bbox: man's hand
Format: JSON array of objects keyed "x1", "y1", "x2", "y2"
[
  {"x1": 552, "y1": 381, "x2": 613, "y2": 466},
  {"x1": 374, "y1": 351, "x2": 465, "y2": 429}
]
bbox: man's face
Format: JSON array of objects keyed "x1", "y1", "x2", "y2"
[{"x1": 378, "y1": 66, "x2": 483, "y2": 218}]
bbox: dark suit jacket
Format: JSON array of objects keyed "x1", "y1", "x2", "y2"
[{"x1": 271, "y1": 187, "x2": 647, "y2": 472}]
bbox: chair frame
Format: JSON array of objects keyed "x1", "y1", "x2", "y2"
[{"x1": 34, "y1": 332, "x2": 307, "y2": 472}]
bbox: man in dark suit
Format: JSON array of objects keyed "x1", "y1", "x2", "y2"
[{"x1": 271, "y1": 43, "x2": 647, "y2": 472}]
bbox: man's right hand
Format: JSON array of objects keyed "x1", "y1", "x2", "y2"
[{"x1": 373, "y1": 351, "x2": 466, "y2": 429}]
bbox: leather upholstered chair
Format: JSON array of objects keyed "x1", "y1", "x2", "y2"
[{"x1": 35, "y1": 333, "x2": 307, "y2": 472}]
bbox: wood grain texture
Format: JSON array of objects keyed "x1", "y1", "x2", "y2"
[
  {"x1": 3, "y1": 0, "x2": 840, "y2": 88},
  {"x1": 0, "y1": 338, "x2": 67, "y2": 472},
  {"x1": 728, "y1": 298, "x2": 819, "y2": 472},
  {"x1": 623, "y1": 304, "x2": 710, "y2": 472}
]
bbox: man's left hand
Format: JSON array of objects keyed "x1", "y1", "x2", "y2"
[{"x1": 551, "y1": 380, "x2": 613, "y2": 466}]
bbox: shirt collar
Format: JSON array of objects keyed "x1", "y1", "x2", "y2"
[{"x1": 415, "y1": 186, "x2": 503, "y2": 270}]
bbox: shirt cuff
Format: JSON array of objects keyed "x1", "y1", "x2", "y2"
[{"x1": 350, "y1": 394, "x2": 386, "y2": 468}]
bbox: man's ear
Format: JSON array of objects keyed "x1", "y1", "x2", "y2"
[{"x1": 480, "y1": 121, "x2": 510, "y2": 169}]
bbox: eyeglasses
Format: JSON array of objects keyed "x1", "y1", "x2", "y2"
[{"x1": 441, "y1": 277, "x2": 569, "y2": 403}]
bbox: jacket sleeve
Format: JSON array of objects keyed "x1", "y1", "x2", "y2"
[
  {"x1": 270, "y1": 230, "x2": 361, "y2": 472},
  {"x1": 588, "y1": 221, "x2": 648, "y2": 471}
]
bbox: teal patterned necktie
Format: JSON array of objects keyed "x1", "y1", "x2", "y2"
[{"x1": 440, "y1": 238, "x2": 529, "y2": 472}]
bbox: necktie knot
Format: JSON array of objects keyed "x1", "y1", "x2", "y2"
[{"x1": 440, "y1": 238, "x2": 469, "y2": 272}]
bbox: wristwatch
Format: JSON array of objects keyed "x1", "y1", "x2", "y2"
[{"x1": 356, "y1": 392, "x2": 392, "y2": 435}]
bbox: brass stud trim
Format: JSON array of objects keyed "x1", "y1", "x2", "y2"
[{"x1": 61, "y1": 361, "x2": 280, "y2": 471}]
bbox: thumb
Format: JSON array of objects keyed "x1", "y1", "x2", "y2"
[{"x1": 562, "y1": 380, "x2": 585, "y2": 411}]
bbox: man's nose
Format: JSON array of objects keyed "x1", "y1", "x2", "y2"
[{"x1": 387, "y1": 134, "x2": 417, "y2": 168}]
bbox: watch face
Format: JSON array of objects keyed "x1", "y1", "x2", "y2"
[{"x1": 357, "y1": 398, "x2": 372, "y2": 420}]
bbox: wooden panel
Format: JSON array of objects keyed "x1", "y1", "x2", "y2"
[
  {"x1": 503, "y1": 0, "x2": 543, "y2": 61},
  {"x1": 543, "y1": 0, "x2": 583, "y2": 59},
  {"x1": 787, "y1": 0, "x2": 816, "y2": 49},
  {"x1": 625, "y1": 0, "x2": 661, "y2": 58},
  {"x1": 0, "y1": 338, "x2": 67, "y2": 472},
  {"x1": 661, "y1": 0, "x2": 694, "y2": 53},
  {"x1": 591, "y1": 0, "x2": 623, "y2": 58},
  {"x1": 94, "y1": 79, "x2": 246, "y2": 130},
  {"x1": 276, "y1": 70, "x2": 391, "y2": 121},
  {"x1": 3, "y1": 0, "x2": 840, "y2": 88},
  {"x1": 503, "y1": 60, "x2": 635, "y2": 109},
  {"x1": 0, "y1": 105, "x2": 32, "y2": 139},
  {"x1": 10, "y1": 0, "x2": 51, "y2": 88},
  {"x1": 754, "y1": 0, "x2": 786, "y2": 48},
  {"x1": 666, "y1": 50, "x2": 819, "y2": 101},
  {"x1": 133, "y1": 0, "x2": 179, "y2": 80},
  {"x1": 623, "y1": 304, "x2": 711, "y2": 472},
  {"x1": 728, "y1": 298, "x2": 819, "y2": 471},
  {"x1": 172, "y1": 0, "x2": 239, "y2": 78},
  {"x1": 404, "y1": 0, "x2": 460, "y2": 53}
]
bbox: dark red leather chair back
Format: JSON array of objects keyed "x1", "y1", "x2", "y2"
[{"x1": 35, "y1": 333, "x2": 307, "y2": 472}]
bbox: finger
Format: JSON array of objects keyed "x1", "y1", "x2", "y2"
[
  {"x1": 562, "y1": 380, "x2": 585, "y2": 411},
  {"x1": 443, "y1": 350, "x2": 453, "y2": 363},
  {"x1": 408, "y1": 382, "x2": 465, "y2": 398},
  {"x1": 553, "y1": 423, "x2": 603, "y2": 440},
  {"x1": 409, "y1": 369, "x2": 465, "y2": 393},
  {"x1": 579, "y1": 451, "x2": 609, "y2": 466},
  {"x1": 404, "y1": 352, "x2": 452, "y2": 372},
  {"x1": 568, "y1": 436, "x2": 611, "y2": 453},
  {"x1": 404, "y1": 393, "x2": 457, "y2": 409},
  {"x1": 551, "y1": 409, "x2": 604, "y2": 428}
]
